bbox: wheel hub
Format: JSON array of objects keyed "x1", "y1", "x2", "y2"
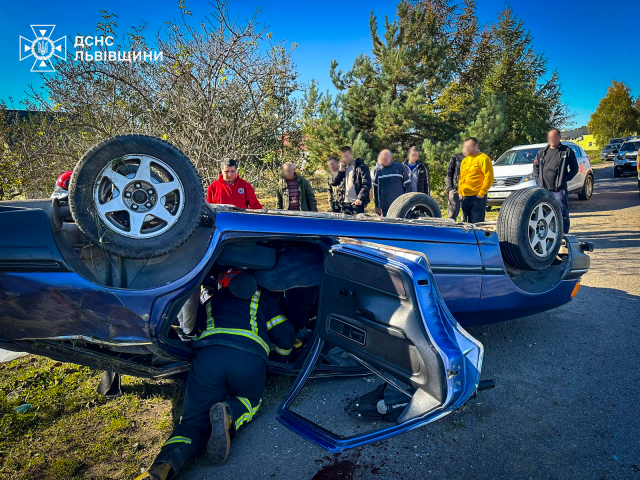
[
  {"x1": 123, "y1": 180, "x2": 156, "y2": 212},
  {"x1": 527, "y1": 201, "x2": 558, "y2": 258},
  {"x1": 536, "y1": 219, "x2": 547, "y2": 238}
]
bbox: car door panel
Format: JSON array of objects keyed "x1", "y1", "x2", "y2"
[
  {"x1": 277, "y1": 243, "x2": 483, "y2": 451},
  {"x1": 359, "y1": 238, "x2": 483, "y2": 313}
]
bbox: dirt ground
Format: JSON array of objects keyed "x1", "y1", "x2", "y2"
[{"x1": 182, "y1": 163, "x2": 640, "y2": 479}]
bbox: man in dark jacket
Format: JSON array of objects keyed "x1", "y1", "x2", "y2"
[
  {"x1": 326, "y1": 157, "x2": 342, "y2": 213},
  {"x1": 329, "y1": 146, "x2": 372, "y2": 215},
  {"x1": 446, "y1": 152, "x2": 464, "y2": 220},
  {"x1": 532, "y1": 129, "x2": 579, "y2": 233},
  {"x1": 372, "y1": 149, "x2": 410, "y2": 216},
  {"x1": 404, "y1": 146, "x2": 430, "y2": 195},
  {"x1": 138, "y1": 270, "x2": 295, "y2": 480},
  {"x1": 276, "y1": 162, "x2": 318, "y2": 212}
]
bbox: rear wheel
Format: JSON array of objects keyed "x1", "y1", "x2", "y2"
[
  {"x1": 497, "y1": 188, "x2": 564, "y2": 271},
  {"x1": 386, "y1": 193, "x2": 442, "y2": 219},
  {"x1": 69, "y1": 135, "x2": 204, "y2": 259},
  {"x1": 577, "y1": 174, "x2": 593, "y2": 200}
]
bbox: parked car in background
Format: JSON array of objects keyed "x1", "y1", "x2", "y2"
[
  {"x1": 601, "y1": 143, "x2": 621, "y2": 161},
  {"x1": 614, "y1": 139, "x2": 640, "y2": 178},
  {"x1": 487, "y1": 142, "x2": 594, "y2": 206},
  {"x1": 608, "y1": 137, "x2": 629, "y2": 145}
]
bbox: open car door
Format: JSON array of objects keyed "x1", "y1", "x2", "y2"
[{"x1": 277, "y1": 242, "x2": 484, "y2": 452}]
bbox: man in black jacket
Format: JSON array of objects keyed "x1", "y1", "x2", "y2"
[
  {"x1": 329, "y1": 146, "x2": 372, "y2": 214},
  {"x1": 404, "y1": 146, "x2": 430, "y2": 195},
  {"x1": 446, "y1": 152, "x2": 464, "y2": 220},
  {"x1": 372, "y1": 149, "x2": 411, "y2": 216},
  {"x1": 532, "y1": 129, "x2": 579, "y2": 233}
]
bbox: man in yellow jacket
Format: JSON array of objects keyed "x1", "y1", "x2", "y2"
[{"x1": 458, "y1": 137, "x2": 494, "y2": 223}]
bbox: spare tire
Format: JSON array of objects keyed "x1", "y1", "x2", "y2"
[
  {"x1": 497, "y1": 188, "x2": 563, "y2": 271},
  {"x1": 69, "y1": 135, "x2": 203, "y2": 259},
  {"x1": 386, "y1": 193, "x2": 442, "y2": 219}
]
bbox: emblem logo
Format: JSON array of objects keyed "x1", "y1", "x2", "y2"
[
  {"x1": 19, "y1": 25, "x2": 66, "y2": 72},
  {"x1": 497, "y1": 180, "x2": 505, "y2": 186},
  {"x1": 238, "y1": 188, "x2": 245, "y2": 194}
]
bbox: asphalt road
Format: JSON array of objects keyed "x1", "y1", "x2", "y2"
[{"x1": 182, "y1": 163, "x2": 640, "y2": 480}]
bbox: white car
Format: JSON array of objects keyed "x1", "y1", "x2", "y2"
[{"x1": 487, "y1": 142, "x2": 594, "y2": 206}]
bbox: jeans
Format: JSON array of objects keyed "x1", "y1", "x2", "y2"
[
  {"x1": 551, "y1": 189, "x2": 570, "y2": 233},
  {"x1": 461, "y1": 195, "x2": 487, "y2": 223},
  {"x1": 448, "y1": 190, "x2": 461, "y2": 220}
]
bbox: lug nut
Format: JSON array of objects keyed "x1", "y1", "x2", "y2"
[
  {"x1": 124, "y1": 192, "x2": 131, "y2": 198},
  {"x1": 147, "y1": 189, "x2": 154, "y2": 195},
  {"x1": 135, "y1": 183, "x2": 141, "y2": 188},
  {"x1": 145, "y1": 202, "x2": 152, "y2": 208},
  {"x1": 131, "y1": 204, "x2": 138, "y2": 210}
]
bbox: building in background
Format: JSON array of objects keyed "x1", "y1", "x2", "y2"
[{"x1": 562, "y1": 126, "x2": 599, "y2": 151}]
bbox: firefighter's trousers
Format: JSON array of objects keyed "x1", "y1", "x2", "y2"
[{"x1": 155, "y1": 345, "x2": 266, "y2": 473}]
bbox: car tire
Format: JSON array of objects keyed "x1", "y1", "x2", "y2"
[
  {"x1": 497, "y1": 187, "x2": 564, "y2": 271},
  {"x1": 614, "y1": 168, "x2": 621, "y2": 177},
  {"x1": 577, "y1": 174, "x2": 594, "y2": 200},
  {"x1": 69, "y1": 135, "x2": 204, "y2": 259},
  {"x1": 386, "y1": 193, "x2": 442, "y2": 219}
]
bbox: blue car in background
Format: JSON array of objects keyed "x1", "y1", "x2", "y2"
[{"x1": 0, "y1": 136, "x2": 592, "y2": 451}]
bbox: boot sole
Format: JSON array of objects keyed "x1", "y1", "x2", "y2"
[{"x1": 207, "y1": 403, "x2": 231, "y2": 465}]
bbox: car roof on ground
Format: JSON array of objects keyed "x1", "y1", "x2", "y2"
[{"x1": 509, "y1": 141, "x2": 579, "y2": 151}]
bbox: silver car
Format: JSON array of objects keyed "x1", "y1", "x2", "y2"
[{"x1": 487, "y1": 142, "x2": 594, "y2": 206}]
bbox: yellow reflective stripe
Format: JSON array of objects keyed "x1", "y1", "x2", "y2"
[
  {"x1": 162, "y1": 436, "x2": 192, "y2": 447},
  {"x1": 235, "y1": 398, "x2": 261, "y2": 430},
  {"x1": 235, "y1": 412, "x2": 251, "y2": 430},
  {"x1": 273, "y1": 345, "x2": 292, "y2": 356},
  {"x1": 237, "y1": 396, "x2": 252, "y2": 414},
  {"x1": 249, "y1": 291, "x2": 260, "y2": 335},
  {"x1": 206, "y1": 302, "x2": 214, "y2": 330},
  {"x1": 193, "y1": 328, "x2": 269, "y2": 355},
  {"x1": 266, "y1": 315, "x2": 287, "y2": 330}
]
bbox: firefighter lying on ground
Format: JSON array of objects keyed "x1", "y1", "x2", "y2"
[{"x1": 136, "y1": 269, "x2": 296, "y2": 480}]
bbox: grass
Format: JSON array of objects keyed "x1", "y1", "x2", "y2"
[
  {"x1": 0, "y1": 355, "x2": 179, "y2": 479},
  {"x1": 0, "y1": 355, "x2": 299, "y2": 480}
]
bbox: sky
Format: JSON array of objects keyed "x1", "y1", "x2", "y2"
[{"x1": 0, "y1": 0, "x2": 637, "y2": 127}]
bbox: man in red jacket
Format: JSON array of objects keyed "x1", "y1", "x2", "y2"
[{"x1": 206, "y1": 159, "x2": 262, "y2": 209}]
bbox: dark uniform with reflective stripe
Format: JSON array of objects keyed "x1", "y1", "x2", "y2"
[{"x1": 155, "y1": 287, "x2": 295, "y2": 474}]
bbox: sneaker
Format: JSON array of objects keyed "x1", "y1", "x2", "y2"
[{"x1": 207, "y1": 402, "x2": 233, "y2": 464}]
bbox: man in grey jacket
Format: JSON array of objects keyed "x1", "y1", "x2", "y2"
[{"x1": 371, "y1": 149, "x2": 410, "y2": 216}]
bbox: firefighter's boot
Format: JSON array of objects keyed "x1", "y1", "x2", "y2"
[
  {"x1": 207, "y1": 402, "x2": 233, "y2": 465},
  {"x1": 134, "y1": 462, "x2": 173, "y2": 480}
]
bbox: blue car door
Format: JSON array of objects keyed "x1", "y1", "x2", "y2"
[{"x1": 277, "y1": 243, "x2": 484, "y2": 451}]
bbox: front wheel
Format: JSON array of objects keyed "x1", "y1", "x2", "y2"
[
  {"x1": 614, "y1": 168, "x2": 621, "y2": 178},
  {"x1": 69, "y1": 135, "x2": 204, "y2": 259},
  {"x1": 386, "y1": 193, "x2": 442, "y2": 219},
  {"x1": 578, "y1": 174, "x2": 594, "y2": 200}
]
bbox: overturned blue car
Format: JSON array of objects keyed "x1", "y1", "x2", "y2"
[{"x1": 0, "y1": 135, "x2": 591, "y2": 451}]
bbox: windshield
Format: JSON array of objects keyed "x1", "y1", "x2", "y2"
[
  {"x1": 620, "y1": 141, "x2": 640, "y2": 152},
  {"x1": 610, "y1": 138, "x2": 625, "y2": 144},
  {"x1": 604, "y1": 144, "x2": 619, "y2": 150},
  {"x1": 494, "y1": 148, "x2": 540, "y2": 166}
]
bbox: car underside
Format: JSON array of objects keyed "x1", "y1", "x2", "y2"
[{"x1": 0, "y1": 135, "x2": 593, "y2": 450}]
